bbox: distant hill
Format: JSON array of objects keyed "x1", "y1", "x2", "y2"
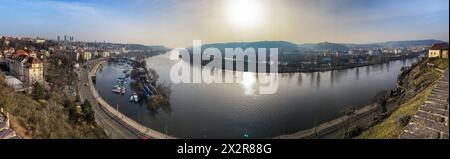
[
  {"x1": 146, "y1": 45, "x2": 170, "y2": 51},
  {"x1": 313, "y1": 42, "x2": 349, "y2": 51},
  {"x1": 188, "y1": 41, "x2": 309, "y2": 55},
  {"x1": 297, "y1": 43, "x2": 317, "y2": 49},
  {"x1": 375, "y1": 39, "x2": 446, "y2": 48},
  {"x1": 185, "y1": 39, "x2": 446, "y2": 55},
  {"x1": 302, "y1": 39, "x2": 445, "y2": 51},
  {"x1": 345, "y1": 44, "x2": 383, "y2": 50}
]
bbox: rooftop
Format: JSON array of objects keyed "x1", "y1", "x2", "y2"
[
  {"x1": 430, "y1": 43, "x2": 449, "y2": 50},
  {"x1": 4, "y1": 75, "x2": 25, "y2": 91}
]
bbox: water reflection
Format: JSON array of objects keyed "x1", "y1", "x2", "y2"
[
  {"x1": 330, "y1": 70, "x2": 334, "y2": 86},
  {"x1": 316, "y1": 72, "x2": 321, "y2": 89},
  {"x1": 96, "y1": 53, "x2": 419, "y2": 138},
  {"x1": 241, "y1": 72, "x2": 257, "y2": 96},
  {"x1": 298, "y1": 73, "x2": 303, "y2": 85},
  {"x1": 355, "y1": 67, "x2": 360, "y2": 81}
]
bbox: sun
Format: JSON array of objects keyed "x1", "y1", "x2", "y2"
[{"x1": 225, "y1": 0, "x2": 264, "y2": 29}]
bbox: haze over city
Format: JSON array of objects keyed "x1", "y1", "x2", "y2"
[{"x1": 0, "y1": 0, "x2": 448, "y2": 47}]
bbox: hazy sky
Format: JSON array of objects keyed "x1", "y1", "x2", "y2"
[{"x1": 0, "y1": 0, "x2": 448, "y2": 47}]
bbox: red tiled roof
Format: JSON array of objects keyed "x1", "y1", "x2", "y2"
[
  {"x1": 27, "y1": 57, "x2": 42, "y2": 64},
  {"x1": 430, "y1": 43, "x2": 449, "y2": 50},
  {"x1": 15, "y1": 49, "x2": 28, "y2": 55}
]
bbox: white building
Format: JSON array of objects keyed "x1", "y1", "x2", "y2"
[
  {"x1": 0, "y1": 52, "x2": 4, "y2": 63},
  {"x1": 83, "y1": 52, "x2": 92, "y2": 61},
  {"x1": 428, "y1": 43, "x2": 449, "y2": 59}
]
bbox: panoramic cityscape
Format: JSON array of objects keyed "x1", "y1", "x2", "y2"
[{"x1": 0, "y1": 0, "x2": 449, "y2": 141}]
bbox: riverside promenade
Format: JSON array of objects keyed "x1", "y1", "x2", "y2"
[
  {"x1": 88, "y1": 60, "x2": 175, "y2": 139},
  {"x1": 274, "y1": 104, "x2": 379, "y2": 139}
]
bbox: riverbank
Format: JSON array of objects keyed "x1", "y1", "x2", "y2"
[
  {"x1": 89, "y1": 59, "x2": 175, "y2": 139},
  {"x1": 359, "y1": 58, "x2": 448, "y2": 139},
  {"x1": 278, "y1": 54, "x2": 422, "y2": 73},
  {"x1": 275, "y1": 57, "x2": 427, "y2": 139},
  {"x1": 274, "y1": 103, "x2": 379, "y2": 139}
]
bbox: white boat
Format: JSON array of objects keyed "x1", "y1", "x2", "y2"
[
  {"x1": 129, "y1": 95, "x2": 134, "y2": 102},
  {"x1": 133, "y1": 93, "x2": 139, "y2": 103},
  {"x1": 121, "y1": 87, "x2": 126, "y2": 94},
  {"x1": 112, "y1": 88, "x2": 121, "y2": 93}
]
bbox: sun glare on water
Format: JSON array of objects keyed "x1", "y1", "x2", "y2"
[{"x1": 225, "y1": 0, "x2": 265, "y2": 29}]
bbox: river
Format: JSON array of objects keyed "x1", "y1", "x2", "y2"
[{"x1": 95, "y1": 53, "x2": 418, "y2": 138}]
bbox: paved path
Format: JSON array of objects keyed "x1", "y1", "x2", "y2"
[
  {"x1": 400, "y1": 69, "x2": 449, "y2": 139},
  {"x1": 275, "y1": 104, "x2": 378, "y2": 139}
]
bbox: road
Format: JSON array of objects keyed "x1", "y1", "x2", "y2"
[{"x1": 77, "y1": 58, "x2": 140, "y2": 139}]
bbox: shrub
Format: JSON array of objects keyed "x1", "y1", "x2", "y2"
[
  {"x1": 32, "y1": 82, "x2": 47, "y2": 100},
  {"x1": 81, "y1": 100, "x2": 95, "y2": 124},
  {"x1": 398, "y1": 115, "x2": 412, "y2": 127},
  {"x1": 344, "y1": 126, "x2": 364, "y2": 139}
]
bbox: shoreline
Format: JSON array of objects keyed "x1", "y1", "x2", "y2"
[
  {"x1": 274, "y1": 57, "x2": 425, "y2": 139},
  {"x1": 92, "y1": 55, "x2": 419, "y2": 139},
  {"x1": 89, "y1": 59, "x2": 176, "y2": 139},
  {"x1": 187, "y1": 54, "x2": 422, "y2": 74},
  {"x1": 279, "y1": 54, "x2": 422, "y2": 73},
  {"x1": 273, "y1": 103, "x2": 379, "y2": 139}
]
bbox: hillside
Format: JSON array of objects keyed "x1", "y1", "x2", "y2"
[
  {"x1": 0, "y1": 74, "x2": 106, "y2": 139},
  {"x1": 188, "y1": 41, "x2": 309, "y2": 55},
  {"x1": 313, "y1": 42, "x2": 349, "y2": 51},
  {"x1": 184, "y1": 39, "x2": 445, "y2": 55},
  {"x1": 376, "y1": 39, "x2": 446, "y2": 48},
  {"x1": 357, "y1": 58, "x2": 447, "y2": 138}
]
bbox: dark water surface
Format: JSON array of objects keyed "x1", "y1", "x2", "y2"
[{"x1": 96, "y1": 53, "x2": 418, "y2": 138}]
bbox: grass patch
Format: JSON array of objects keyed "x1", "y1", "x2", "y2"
[
  {"x1": 429, "y1": 58, "x2": 449, "y2": 70},
  {"x1": 356, "y1": 87, "x2": 433, "y2": 139}
]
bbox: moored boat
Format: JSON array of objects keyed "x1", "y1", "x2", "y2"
[
  {"x1": 129, "y1": 95, "x2": 134, "y2": 102},
  {"x1": 133, "y1": 93, "x2": 139, "y2": 103},
  {"x1": 112, "y1": 87, "x2": 121, "y2": 93},
  {"x1": 121, "y1": 87, "x2": 126, "y2": 94}
]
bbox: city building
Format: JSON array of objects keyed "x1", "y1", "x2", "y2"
[
  {"x1": 7, "y1": 50, "x2": 44, "y2": 85},
  {"x1": 98, "y1": 50, "x2": 110, "y2": 57},
  {"x1": 0, "y1": 52, "x2": 4, "y2": 63},
  {"x1": 35, "y1": 38, "x2": 45, "y2": 43},
  {"x1": 24, "y1": 57, "x2": 44, "y2": 84},
  {"x1": 83, "y1": 51, "x2": 92, "y2": 61},
  {"x1": 428, "y1": 43, "x2": 449, "y2": 59}
]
